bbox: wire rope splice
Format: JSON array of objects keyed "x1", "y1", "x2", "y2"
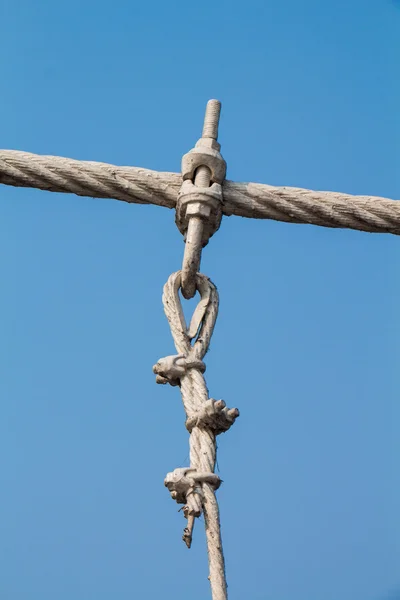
[
  {"x1": 153, "y1": 268, "x2": 239, "y2": 600},
  {"x1": 176, "y1": 99, "x2": 227, "y2": 299}
]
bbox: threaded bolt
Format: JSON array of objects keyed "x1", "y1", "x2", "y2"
[{"x1": 202, "y1": 99, "x2": 221, "y2": 140}]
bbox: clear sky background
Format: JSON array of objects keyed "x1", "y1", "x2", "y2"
[{"x1": 0, "y1": 1, "x2": 399, "y2": 599}]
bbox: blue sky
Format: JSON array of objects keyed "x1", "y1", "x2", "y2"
[{"x1": 0, "y1": 1, "x2": 399, "y2": 599}]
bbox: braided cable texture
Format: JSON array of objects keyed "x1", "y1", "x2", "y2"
[
  {"x1": 1, "y1": 150, "x2": 399, "y2": 234},
  {"x1": 223, "y1": 180, "x2": 400, "y2": 234},
  {"x1": 0, "y1": 150, "x2": 178, "y2": 207},
  {"x1": 159, "y1": 272, "x2": 228, "y2": 600}
]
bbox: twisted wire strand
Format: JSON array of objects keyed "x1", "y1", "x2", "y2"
[
  {"x1": 1, "y1": 149, "x2": 399, "y2": 235},
  {"x1": 222, "y1": 180, "x2": 400, "y2": 233},
  {"x1": 161, "y1": 272, "x2": 227, "y2": 600},
  {"x1": 0, "y1": 150, "x2": 178, "y2": 207}
]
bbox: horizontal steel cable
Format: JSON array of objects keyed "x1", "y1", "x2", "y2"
[{"x1": 1, "y1": 149, "x2": 399, "y2": 234}]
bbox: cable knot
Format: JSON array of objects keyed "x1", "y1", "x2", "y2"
[
  {"x1": 164, "y1": 467, "x2": 221, "y2": 548},
  {"x1": 153, "y1": 354, "x2": 205, "y2": 386},
  {"x1": 185, "y1": 398, "x2": 240, "y2": 435},
  {"x1": 164, "y1": 467, "x2": 221, "y2": 507}
]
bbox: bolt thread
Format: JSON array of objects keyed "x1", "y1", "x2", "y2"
[
  {"x1": 202, "y1": 100, "x2": 221, "y2": 140},
  {"x1": 194, "y1": 165, "x2": 211, "y2": 188}
]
